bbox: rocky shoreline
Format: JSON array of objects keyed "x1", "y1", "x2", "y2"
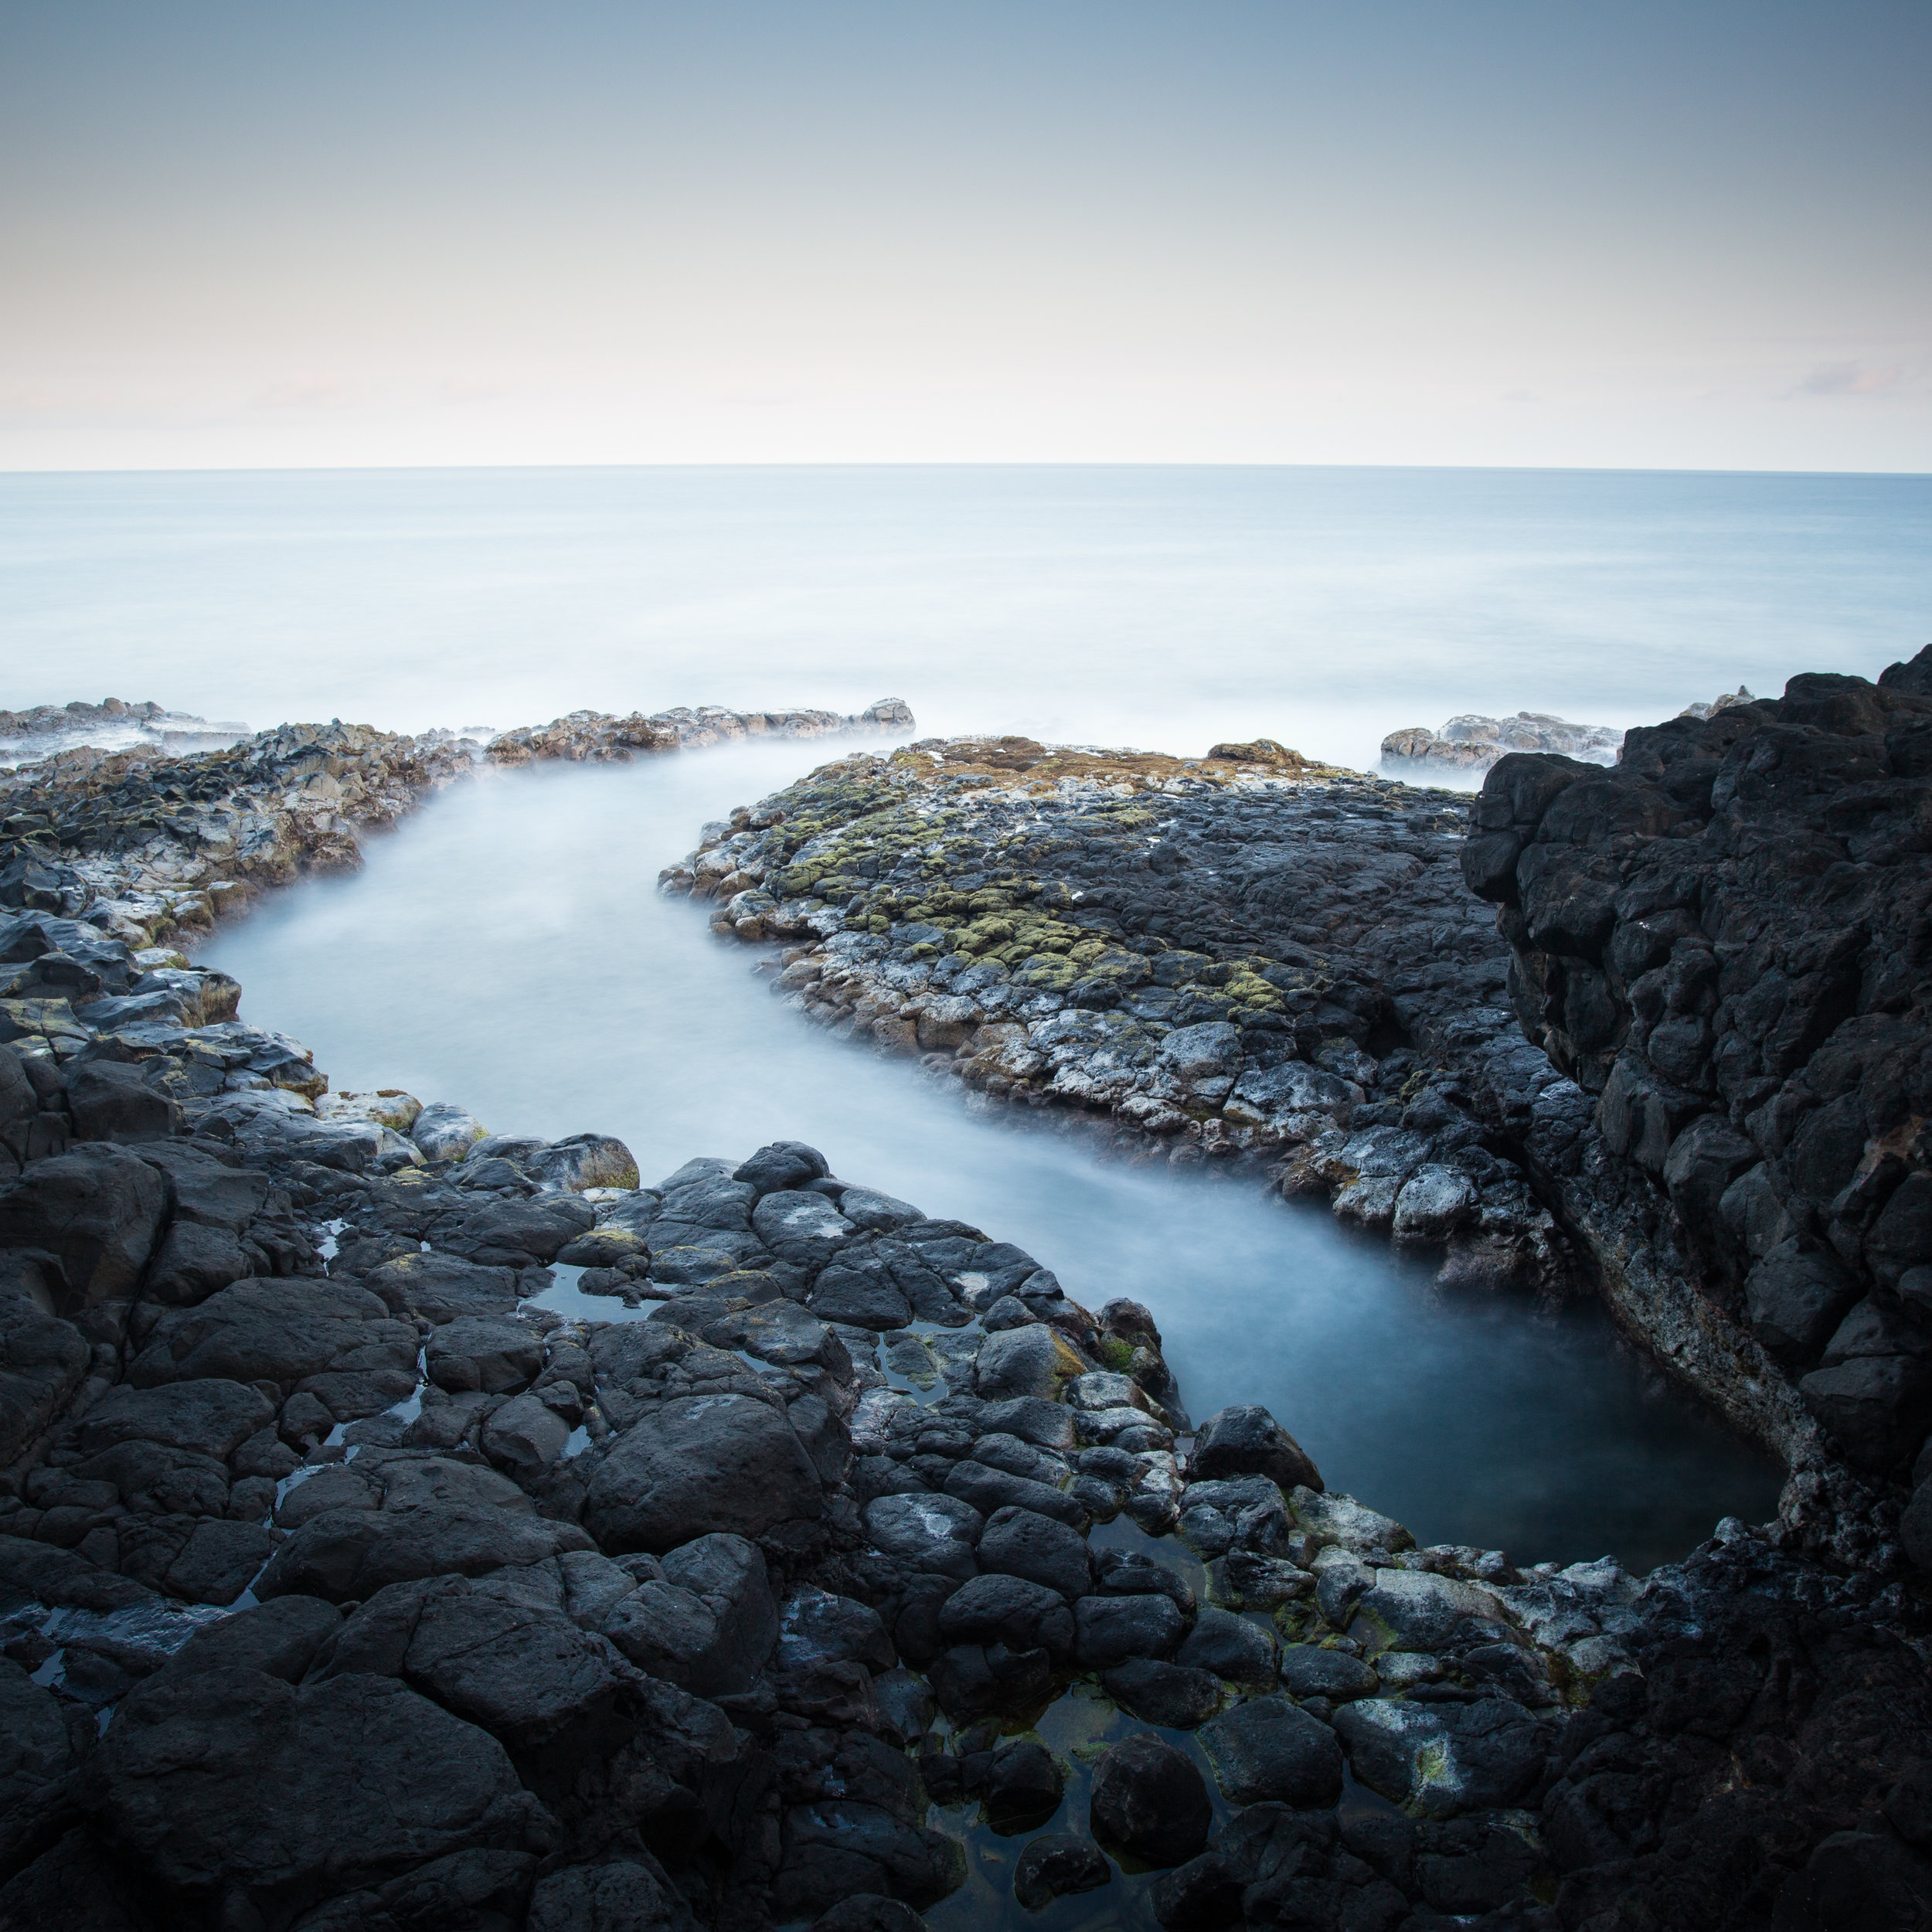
[
  {"x1": 0, "y1": 675, "x2": 1929, "y2": 1928},
  {"x1": 668, "y1": 655, "x2": 1932, "y2": 1577}
]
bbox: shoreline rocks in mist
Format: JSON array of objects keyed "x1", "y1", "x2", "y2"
[{"x1": 1, "y1": 673, "x2": 1930, "y2": 1927}]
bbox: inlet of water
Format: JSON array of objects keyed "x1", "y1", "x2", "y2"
[{"x1": 202, "y1": 740, "x2": 1781, "y2": 1571}]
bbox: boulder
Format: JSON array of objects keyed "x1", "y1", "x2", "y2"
[
  {"x1": 1745, "y1": 1240, "x2": 1863, "y2": 1366},
  {"x1": 602, "y1": 1533, "x2": 778, "y2": 1696},
  {"x1": 427, "y1": 1315, "x2": 543, "y2": 1394},
  {"x1": 1089, "y1": 1734, "x2": 1211, "y2": 1866},
  {"x1": 65, "y1": 1060, "x2": 178, "y2": 1144},
  {"x1": 526, "y1": 1857, "x2": 681, "y2": 1932},
  {"x1": 974, "y1": 1323, "x2": 1084, "y2": 1400},
  {"x1": 862, "y1": 1492, "x2": 982, "y2": 1579},
  {"x1": 937, "y1": 1573, "x2": 1074, "y2": 1658},
  {"x1": 412, "y1": 1102, "x2": 490, "y2": 1161},
  {"x1": 78, "y1": 1378, "x2": 275, "y2": 1459},
  {"x1": 1012, "y1": 1834, "x2": 1111, "y2": 1910},
  {"x1": 85, "y1": 1665, "x2": 552, "y2": 1911},
  {"x1": 1073, "y1": 1594, "x2": 1185, "y2": 1668},
  {"x1": 733, "y1": 1140, "x2": 832, "y2": 1195},
  {"x1": 583, "y1": 1392, "x2": 823, "y2": 1553},
  {"x1": 975, "y1": 1504, "x2": 1091, "y2": 1600},
  {"x1": 1189, "y1": 1404, "x2": 1323, "y2": 1494},
  {"x1": 129, "y1": 1278, "x2": 410, "y2": 1391},
  {"x1": 320, "y1": 1577, "x2": 645, "y2": 1769},
  {"x1": 0, "y1": 1291, "x2": 90, "y2": 1465},
  {"x1": 162, "y1": 1596, "x2": 342, "y2": 1684},
  {"x1": 1100, "y1": 1658, "x2": 1223, "y2": 1730},
  {"x1": 0, "y1": 1143, "x2": 167, "y2": 1305},
  {"x1": 254, "y1": 1502, "x2": 594, "y2": 1604},
  {"x1": 1199, "y1": 1696, "x2": 1343, "y2": 1806},
  {"x1": 1176, "y1": 1605, "x2": 1277, "y2": 1684},
  {"x1": 1333, "y1": 1695, "x2": 1549, "y2": 1818},
  {"x1": 363, "y1": 1251, "x2": 521, "y2": 1325}
]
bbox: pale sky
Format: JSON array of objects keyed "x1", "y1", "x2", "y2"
[{"x1": 3, "y1": 0, "x2": 1927, "y2": 472}]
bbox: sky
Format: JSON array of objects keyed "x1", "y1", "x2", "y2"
[{"x1": 2, "y1": 1, "x2": 1927, "y2": 473}]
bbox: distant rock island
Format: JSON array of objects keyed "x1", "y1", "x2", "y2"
[{"x1": 1382, "y1": 689, "x2": 1755, "y2": 777}]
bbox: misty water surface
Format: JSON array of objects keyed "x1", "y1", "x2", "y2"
[
  {"x1": 7, "y1": 465, "x2": 1929, "y2": 777},
  {"x1": 203, "y1": 741, "x2": 1781, "y2": 1571}
]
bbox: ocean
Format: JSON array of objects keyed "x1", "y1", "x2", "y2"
[{"x1": 3, "y1": 464, "x2": 1927, "y2": 771}]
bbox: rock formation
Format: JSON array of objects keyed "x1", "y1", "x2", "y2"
[
  {"x1": 2, "y1": 677, "x2": 1930, "y2": 1928},
  {"x1": 667, "y1": 733, "x2": 1575, "y2": 1296},
  {"x1": 1381, "y1": 713, "x2": 1624, "y2": 777},
  {"x1": 1462, "y1": 645, "x2": 1932, "y2": 1570}
]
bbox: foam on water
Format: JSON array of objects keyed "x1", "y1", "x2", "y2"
[{"x1": 203, "y1": 740, "x2": 1781, "y2": 1571}]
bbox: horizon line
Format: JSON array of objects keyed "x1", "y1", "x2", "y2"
[{"x1": 1, "y1": 457, "x2": 1928, "y2": 483}]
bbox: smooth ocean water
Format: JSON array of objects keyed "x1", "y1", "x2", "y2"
[
  {"x1": 2, "y1": 464, "x2": 1927, "y2": 774},
  {"x1": 205, "y1": 743, "x2": 1781, "y2": 1571}
]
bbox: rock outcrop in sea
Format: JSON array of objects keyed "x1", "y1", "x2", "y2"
[
  {"x1": 1381, "y1": 713, "x2": 1624, "y2": 777},
  {"x1": 1379, "y1": 693, "x2": 1756, "y2": 781},
  {"x1": 668, "y1": 734, "x2": 1575, "y2": 1294},
  {"x1": 0, "y1": 675, "x2": 1930, "y2": 1929}
]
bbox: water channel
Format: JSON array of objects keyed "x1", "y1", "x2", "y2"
[{"x1": 202, "y1": 740, "x2": 1781, "y2": 1574}]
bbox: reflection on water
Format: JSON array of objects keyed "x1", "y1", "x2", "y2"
[{"x1": 203, "y1": 742, "x2": 1781, "y2": 1571}]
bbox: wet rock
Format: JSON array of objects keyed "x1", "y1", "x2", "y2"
[
  {"x1": 162, "y1": 1595, "x2": 342, "y2": 1682},
  {"x1": 733, "y1": 1140, "x2": 832, "y2": 1195},
  {"x1": 520, "y1": 1855, "x2": 678, "y2": 1932},
  {"x1": 1177, "y1": 1605, "x2": 1277, "y2": 1684},
  {"x1": 926, "y1": 1641, "x2": 1052, "y2": 1721},
  {"x1": 584, "y1": 1391, "x2": 824, "y2": 1553},
  {"x1": 480, "y1": 1390, "x2": 573, "y2": 1479},
  {"x1": 0, "y1": 1287, "x2": 90, "y2": 1464},
  {"x1": 318, "y1": 1576, "x2": 646, "y2": 1775},
  {"x1": 981, "y1": 1738, "x2": 1063, "y2": 1830},
  {"x1": 1012, "y1": 1832, "x2": 1111, "y2": 1910},
  {"x1": 603, "y1": 1532, "x2": 778, "y2": 1696},
  {"x1": 0, "y1": 1656, "x2": 92, "y2": 1876},
  {"x1": 1199, "y1": 1696, "x2": 1343, "y2": 1808},
  {"x1": 426, "y1": 1315, "x2": 543, "y2": 1393},
  {"x1": 1073, "y1": 1592, "x2": 1186, "y2": 1668},
  {"x1": 130, "y1": 1277, "x2": 410, "y2": 1391},
  {"x1": 778, "y1": 1585, "x2": 895, "y2": 1675},
  {"x1": 774, "y1": 1799, "x2": 962, "y2": 1918},
  {"x1": 752, "y1": 1190, "x2": 856, "y2": 1270},
  {"x1": 862, "y1": 1492, "x2": 983, "y2": 1579},
  {"x1": 1746, "y1": 1238, "x2": 1863, "y2": 1366},
  {"x1": 975, "y1": 1503, "x2": 1092, "y2": 1600},
  {"x1": 1333, "y1": 1694, "x2": 1549, "y2": 1817},
  {"x1": 974, "y1": 1322, "x2": 1083, "y2": 1400},
  {"x1": 1349, "y1": 1566, "x2": 1516, "y2": 1654},
  {"x1": 255, "y1": 1502, "x2": 594, "y2": 1603},
  {"x1": 411, "y1": 1102, "x2": 490, "y2": 1161},
  {"x1": 0, "y1": 1142, "x2": 167, "y2": 1306},
  {"x1": 1089, "y1": 1733, "x2": 1212, "y2": 1866},
  {"x1": 942, "y1": 1457, "x2": 1086, "y2": 1527},
  {"x1": 937, "y1": 1573, "x2": 1074, "y2": 1658},
  {"x1": 364, "y1": 1250, "x2": 522, "y2": 1324},
  {"x1": 1102, "y1": 1658, "x2": 1223, "y2": 1729},
  {"x1": 1277, "y1": 1644, "x2": 1379, "y2": 1703},
  {"x1": 808, "y1": 1898, "x2": 927, "y2": 1932},
  {"x1": 84, "y1": 1665, "x2": 553, "y2": 1917},
  {"x1": 65, "y1": 1060, "x2": 177, "y2": 1143},
  {"x1": 78, "y1": 1376, "x2": 275, "y2": 1458}
]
